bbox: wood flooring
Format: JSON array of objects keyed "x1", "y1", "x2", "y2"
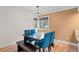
[
  {"x1": 0, "y1": 44, "x2": 17, "y2": 52},
  {"x1": 0, "y1": 42, "x2": 78, "y2": 52}
]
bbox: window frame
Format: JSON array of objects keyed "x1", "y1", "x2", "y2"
[{"x1": 33, "y1": 16, "x2": 49, "y2": 30}]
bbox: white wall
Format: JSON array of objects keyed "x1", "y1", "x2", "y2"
[{"x1": 0, "y1": 7, "x2": 34, "y2": 47}]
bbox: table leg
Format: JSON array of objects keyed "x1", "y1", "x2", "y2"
[{"x1": 17, "y1": 45, "x2": 23, "y2": 52}]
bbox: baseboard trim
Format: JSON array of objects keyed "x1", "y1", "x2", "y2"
[
  {"x1": 0, "y1": 41, "x2": 16, "y2": 48},
  {"x1": 54, "y1": 39, "x2": 77, "y2": 46}
]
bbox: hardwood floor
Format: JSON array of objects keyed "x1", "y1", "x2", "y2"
[
  {"x1": 0, "y1": 42, "x2": 78, "y2": 52},
  {"x1": 53, "y1": 43, "x2": 78, "y2": 52},
  {"x1": 0, "y1": 44, "x2": 17, "y2": 52}
]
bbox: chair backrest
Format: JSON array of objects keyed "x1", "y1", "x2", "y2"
[
  {"x1": 24, "y1": 30, "x2": 31, "y2": 36},
  {"x1": 24, "y1": 29, "x2": 35, "y2": 36},
  {"x1": 30, "y1": 29, "x2": 35, "y2": 36},
  {"x1": 41, "y1": 32, "x2": 52, "y2": 48},
  {"x1": 50, "y1": 31, "x2": 55, "y2": 45}
]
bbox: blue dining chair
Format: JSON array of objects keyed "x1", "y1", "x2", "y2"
[
  {"x1": 24, "y1": 30, "x2": 31, "y2": 36},
  {"x1": 24, "y1": 29, "x2": 35, "y2": 36},
  {"x1": 48, "y1": 31, "x2": 55, "y2": 51},
  {"x1": 24, "y1": 29, "x2": 35, "y2": 43},
  {"x1": 34, "y1": 32, "x2": 52, "y2": 52},
  {"x1": 30, "y1": 29, "x2": 35, "y2": 36}
]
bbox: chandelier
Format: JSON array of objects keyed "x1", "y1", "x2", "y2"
[
  {"x1": 34, "y1": 6, "x2": 40, "y2": 28},
  {"x1": 34, "y1": 6, "x2": 40, "y2": 20},
  {"x1": 36, "y1": 6, "x2": 40, "y2": 16}
]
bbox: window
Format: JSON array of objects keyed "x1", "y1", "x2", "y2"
[
  {"x1": 34, "y1": 18, "x2": 38, "y2": 28},
  {"x1": 39, "y1": 16, "x2": 48, "y2": 29},
  {"x1": 34, "y1": 16, "x2": 48, "y2": 29}
]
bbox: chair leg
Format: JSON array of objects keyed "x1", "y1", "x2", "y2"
[
  {"x1": 50, "y1": 46, "x2": 51, "y2": 51},
  {"x1": 43, "y1": 49, "x2": 45, "y2": 52},
  {"x1": 48, "y1": 46, "x2": 50, "y2": 52},
  {"x1": 51, "y1": 43, "x2": 54, "y2": 48},
  {"x1": 48, "y1": 46, "x2": 51, "y2": 52},
  {"x1": 39, "y1": 48, "x2": 41, "y2": 52}
]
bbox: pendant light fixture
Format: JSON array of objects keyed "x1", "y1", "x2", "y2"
[{"x1": 35, "y1": 6, "x2": 40, "y2": 29}]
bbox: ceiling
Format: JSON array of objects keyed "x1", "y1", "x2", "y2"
[{"x1": 15, "y1": 6, "x2": 77, "y2": 15}]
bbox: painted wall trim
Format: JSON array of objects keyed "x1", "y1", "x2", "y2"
[{"x1": 54, "y1": 39, "x2": 77, "y2": 46}]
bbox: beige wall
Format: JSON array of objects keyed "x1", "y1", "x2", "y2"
[
  {"x1": 69, "y1": 13, "x2": 79, "y2": 43},
  {"x1": 40, "y1": 8, "x2": 78, "y2": 42}
]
